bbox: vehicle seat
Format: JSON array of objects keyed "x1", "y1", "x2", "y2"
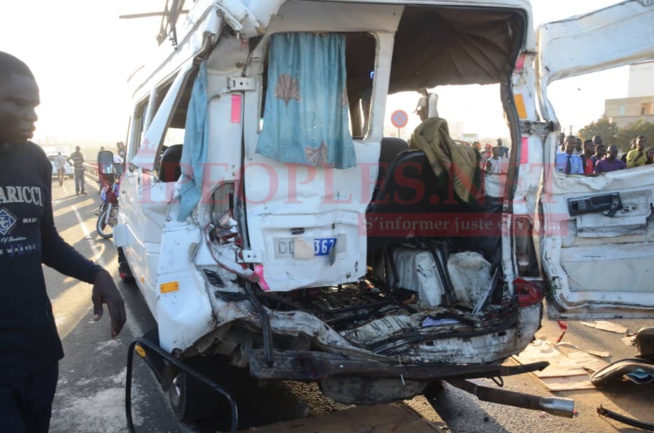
[
  {"x1": 366, "y1": 149, "x2": 468, "y2": 250},
  {"x1": 377, "y1": 137, "x2": 409, "y2": 188},
  {"x1": 159, "y1": 144, "x2": 183, "y2": 182}
]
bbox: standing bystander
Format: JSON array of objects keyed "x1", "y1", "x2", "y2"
[
  {"x1": 555, "y1": 135, "x2": 583, "y2": 174},
  {"x1": 116, "y1": 141, "x2": 126, "y2": 160},
  {"x1": 53, "y1": 151, "x2": 66, "y2": 186},
  {"x1": 622, "y1": 138, "x2": 637, "y2": 164},
  {"x1": 485, "y1": 146, "x2": 503, "y2": 173},
  {"x1": 580, "y1": 140, "x2": 595, "y2": 175},
  {"x1": 644, "y1": 147, "x2": 654, "y2": 165},
  {"x1": 496, "y1": 138, "x2": 509, "y2": 158},
  {"x1": 591, "y1": 143, "x2": 606, "y2": 166},
  {"x1": 0, "y1": 51, "x2": 126, "y2": 433},
  {"x1": 594, "y1": 145, "x2": 626, "y2": 174},
  {"x1": 626, "y1": 136, "x2": 648, "y2": 168},
  {"x1": 68, "y1": 145, "x2": 86, "y2": 195}
]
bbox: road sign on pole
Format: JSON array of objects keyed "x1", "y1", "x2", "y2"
[{"x1": 390, "y1": 109, "x2": 409, "y2": 129}]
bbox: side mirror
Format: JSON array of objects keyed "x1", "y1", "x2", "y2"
[{"x1": 98, "y1": 150, "x2": 115, "y2": 175}]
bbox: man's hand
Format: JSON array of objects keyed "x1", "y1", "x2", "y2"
[{"x1": 92, "y1": 270, "x2": 127, "y2": 338}]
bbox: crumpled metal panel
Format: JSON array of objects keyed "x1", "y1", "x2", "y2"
[{"x1": 590, "y1": 358, "x2": 654, "y2": 386}]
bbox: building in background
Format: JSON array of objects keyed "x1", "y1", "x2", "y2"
[{"x1": 605, "y1": 62, "x2": 654, "y2": 128}]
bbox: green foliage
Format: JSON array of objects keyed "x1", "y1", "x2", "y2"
[
  {"x1": 615, "y1": 120, "x2": 654, "y2": 152},
  {"x1": 577, "y1": 117, "x2": 618, "y2": 144}
]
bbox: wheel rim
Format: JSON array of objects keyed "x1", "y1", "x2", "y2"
[
  {"x1": 171, "y1": 375, "x2": 183, "y2": 401},
  {"x1": 97, "y1": 207, "x2": 117, "y2": 238}
]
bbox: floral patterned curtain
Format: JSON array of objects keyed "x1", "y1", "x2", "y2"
[
  {"x1": 177, "y1": 62, "x2": 208, "y2": 221},
  {"x1": 256, "y1": 33, "x2": 356, "y2": 169}
]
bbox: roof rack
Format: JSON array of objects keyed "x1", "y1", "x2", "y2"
[{"x1": 119, "y1": 0, "x2": 188, "y2": 46}]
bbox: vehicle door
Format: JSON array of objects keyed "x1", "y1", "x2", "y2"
[
  {"x1": 240, "y1": 3, "x2": 402, "y2": 293},
  {"x1": 119, "y1": 62, "x2": 194, "y2": 312},
  {"x1": 536, "y1": 0, "x2": 654, "y2": 318}
]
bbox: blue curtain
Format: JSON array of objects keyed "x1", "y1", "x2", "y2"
[
  {"x1": 177, "y1": 62, "x2": 208, "y2": 221},
  {"x1": 256, "y1": 33, "x2": 356, "y2": 169}
]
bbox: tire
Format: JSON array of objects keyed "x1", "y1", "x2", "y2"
[
  {"x1": 167, "y1": 356, "x2": 252, "y2": 423},
  {"x1": 96, "y1": 205, "x2": 118, "y2": 239},
  {"x1": 168, "y1": 371, "x2": 221, "y2": 421}
]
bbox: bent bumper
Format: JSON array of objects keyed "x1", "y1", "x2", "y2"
[{"x1": 248, "y1": 349, "x2": 548, "y2": 381}]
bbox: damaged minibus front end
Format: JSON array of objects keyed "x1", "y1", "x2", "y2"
[{"x1": 116, "y1": 0, "x2": 652, "y2": 420}]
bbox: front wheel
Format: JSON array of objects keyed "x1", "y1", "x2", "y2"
[
  {"x1": 168, "y1": 371, "x2": 221, "y2": 421},
  {"x1": 167, "y1": 356, "x2": 252, "y2": 424},
  {"x1": 96, "y1": 205, "x2": 118, "y2": 239}
]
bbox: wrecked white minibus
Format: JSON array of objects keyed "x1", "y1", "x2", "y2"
[{"x1": 114, "y1": 0, "x2": 654, "y2": 422}]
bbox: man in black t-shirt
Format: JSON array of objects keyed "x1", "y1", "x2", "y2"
[{"x1": 0, "y1": 51, "x2": 126, "y2": 433}]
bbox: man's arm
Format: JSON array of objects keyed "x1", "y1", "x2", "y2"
[{"x1": 40, "y1": 157, "x2": 126, "y2": 337}]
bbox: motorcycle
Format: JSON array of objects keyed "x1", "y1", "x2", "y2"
[{"x1": 97, "y1": 173, "x2": 120, "y2": 239}]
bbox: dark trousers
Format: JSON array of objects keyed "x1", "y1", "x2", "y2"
[
  {"x1": 74, "y1": 170, "x2": 85, "y2": 194},
  {"x1": 0, "y1": 362, "x2": 59, "y2": 433}
]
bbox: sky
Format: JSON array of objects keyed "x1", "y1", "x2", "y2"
[
  {"x1": 2, "y1": 0, "x2": 164, "y2": 144},
  {"x1": 388, "y1": 0, "x2": 631, "y2": 141},
  {"x1": 1, "y1": 0, "x2": 629, "y2": 145}
]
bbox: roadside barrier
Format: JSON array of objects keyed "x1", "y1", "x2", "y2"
[{"x1": 84, "y1": 162, "x2": 99, "y2": 183}]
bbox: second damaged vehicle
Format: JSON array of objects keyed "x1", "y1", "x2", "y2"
[{"x1": 114, "y1": 0, "x2": 654, "y2": 423}]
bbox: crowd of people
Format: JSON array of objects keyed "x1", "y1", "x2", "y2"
[
  {"x1": 556, "y1": 134, "x2": 651, "y2": 175},
  {"x1": 474, "y1": 139, "x2": 510, "y2": 174},
  {"x1": 469, "y1": 134, "x2": 651, "y2": 176}
]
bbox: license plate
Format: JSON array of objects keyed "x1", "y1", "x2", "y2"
[
  {"x1": 274, "y1": 237, "x2": 340, "y2": 259},
  {"x1": 313, "y1": 238, "x2": 337, "y2": 256}
]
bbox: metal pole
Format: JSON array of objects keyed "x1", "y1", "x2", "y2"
[
  {"x1": 125, "y1": 338, "x2": 239, "y2": 433},
  {"x1": 447, "y1": 379, "x2": 575, "y2": 418}
]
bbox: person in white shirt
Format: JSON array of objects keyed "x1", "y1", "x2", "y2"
[
  {"x1": 54, "y1": 152, "x2": 67, "y2": 186},
  {"x1": 485, "y1": 146, "x2": 502, "y2": 173}
]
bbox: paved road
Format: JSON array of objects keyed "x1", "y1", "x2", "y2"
[
  {"x1": 46, "y1": 179, "x2": 189, "y2": 433},
  {"x1": 420, "y1": 317, "x2": 654, "y2": 433},
  {"x1": 46, "y1": 179, "x2": 323, "y2": 433},
  {"x1": 46, "y1": 177, "x2": 653, "y2": 433}
]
